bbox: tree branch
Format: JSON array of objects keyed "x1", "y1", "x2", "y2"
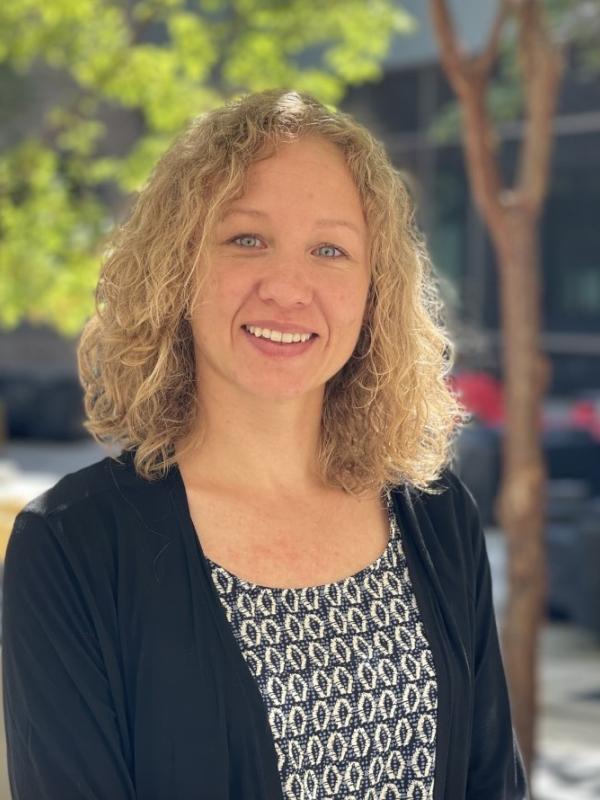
[
  {"x1": 472, "y1": 0, "x2": 510, "y2": 79},
  {"x1": 514, "y1": 0, "x2": 565, "y2": 216},
  {"x1": 429, "y1": 0, "x2": 504, "y2": 229},
  {"x1": 429, "y1": 0, "x2": 469, "y2": 96}
]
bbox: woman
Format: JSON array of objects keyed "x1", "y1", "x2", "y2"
[{"x1": 2, "y1": 90, "x2": 528, "y2": 799}]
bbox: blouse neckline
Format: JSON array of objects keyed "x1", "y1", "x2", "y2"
[{"x1": 169, "y1": 458, "x2": 397, "y2": 594}]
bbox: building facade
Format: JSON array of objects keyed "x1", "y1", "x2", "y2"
[{"x1": 343, "y1": 0, "x2": 600, "y2": 394}]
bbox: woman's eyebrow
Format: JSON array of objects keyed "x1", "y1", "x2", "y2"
[
  {"x1": 314, "y1": 218, "x2": 363, "y2": 238},
  {"x1": 221, "y1": 206, "x2": 363, "y2": 237},
  {"x1": 220, "y1": 207, "x2": 267, "y2": 220}
]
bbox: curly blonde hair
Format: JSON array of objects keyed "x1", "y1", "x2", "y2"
[{"x1": 78, "y1": 89, "x2": 467, "y2": 495}]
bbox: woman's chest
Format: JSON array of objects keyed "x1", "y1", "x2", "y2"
[{"x1": 185, "y1": 487, "x2": 392, "y2": 589}]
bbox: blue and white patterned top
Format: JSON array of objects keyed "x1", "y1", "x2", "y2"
[{"x1": 205, "y1": 488, "x2": 438, "y2": 800}]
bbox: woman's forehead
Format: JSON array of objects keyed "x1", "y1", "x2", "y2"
[{"x1": 223, "y1": 141, "x2": 364, "y2": 218}]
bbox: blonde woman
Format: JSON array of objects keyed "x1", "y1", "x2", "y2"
[{"x1": 2, "y1": 90, "x2": 527, "y2": 799}]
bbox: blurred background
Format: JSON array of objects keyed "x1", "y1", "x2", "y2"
[{"x1": 1, "y1": 0, "x2": 599, "y2": 798}]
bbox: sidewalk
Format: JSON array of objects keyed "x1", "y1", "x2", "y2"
[
  {"x1": 1, "y1": 439, "x2": 599, "y2": 799},
  {"x1": 533, "y1": 622, "x2": 600, "y2": 799},
  {"x1": 486, "y1": 532, "x2": 600, "y2": 799}
]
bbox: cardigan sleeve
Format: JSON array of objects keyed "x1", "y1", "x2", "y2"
[
  {"x1": 2, "y1": 510, "x2": 136, "y2": 800},
  {"x1": 460, "y1": 480, "x2": 530, "y2": 800}
]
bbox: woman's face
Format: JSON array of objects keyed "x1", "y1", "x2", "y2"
[{"x1": 190, "y1": 135, "x2": 370, "y2": 404}]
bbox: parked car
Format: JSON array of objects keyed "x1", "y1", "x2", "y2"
[{"x1": 0, "y1": 372, "x2": 86, "y2": 440}]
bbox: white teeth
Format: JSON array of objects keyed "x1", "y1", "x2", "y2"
[{"x1": 245, "y1": 325, "x2": 313, "y2": 343}]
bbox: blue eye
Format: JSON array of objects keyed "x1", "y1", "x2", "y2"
[
  {"x1": 316, "y1": 244, "x2": 345, "y2": 258},
  {"x1": 232, "y1": 234, "x2": 262, "y2": 248}
]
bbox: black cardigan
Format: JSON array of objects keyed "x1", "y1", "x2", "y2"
[{"x1": 2, "y1": 450, "x2": 528, "y2": 799}]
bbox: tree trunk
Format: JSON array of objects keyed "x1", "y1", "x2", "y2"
[
  {"x1": 428, "y1": 0, "x2": 563, "y2": 782},
  {"x1": 492, "y1": 208, "x2": 549, "y2": 773}
]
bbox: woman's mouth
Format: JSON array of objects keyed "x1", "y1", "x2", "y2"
[
  {"x1": 243, "y1": 324, "x2": 315, "y2": 343},
  {"x1": 241, "y1": 324, "x2": 318, "y2": 357}
]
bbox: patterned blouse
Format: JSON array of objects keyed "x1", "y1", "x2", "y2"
[{"x1": 205, "y1": 488, "x2": 438, "y2": 800}]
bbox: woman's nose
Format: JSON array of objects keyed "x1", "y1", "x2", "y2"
[{"x1": 256, "y1": 259, "x2": 314, "y2": 307}]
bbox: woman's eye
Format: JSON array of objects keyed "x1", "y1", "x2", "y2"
[
  {"x1": 316, "y1": 244, "x2": 346, "y2": 258},
  {"x1": 231, "y1": 234, "x2": 263, "y2": 248}
]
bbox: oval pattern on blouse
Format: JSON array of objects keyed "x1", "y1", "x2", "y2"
[{"x1": 205, "y1": 488, "x2": 438, "y2": 800}]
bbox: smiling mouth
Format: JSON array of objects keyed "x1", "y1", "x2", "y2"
[{"x1": 242, "y1": 324, "x2": 318, "y2": 344}]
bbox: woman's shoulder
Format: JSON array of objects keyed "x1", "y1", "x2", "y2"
[
  {"x1": 392, "y1": 465, "x2": 480, "y2": 523},
  {"x1": 16, "y1": 448, "x2": 167, "y2": 517},
  {"x1": 3, "y1": 457, "x2": 115, "y2": 605},
  {"x1": 389, "y1": 465, "x2": 485, "y2": 572},
  {"x1": 3, "y1": 451, "x2": 179, "y2": 614},
  {"x1": 18, "y1": 453, "x2": 118, "y2": 521},
  {"x1": 6, "y1": 449, "x2": 173, "y2": 564}
]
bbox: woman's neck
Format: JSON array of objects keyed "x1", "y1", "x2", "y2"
[{"x1": 175, "y1": 389, "x2": 327, "y2": 497}]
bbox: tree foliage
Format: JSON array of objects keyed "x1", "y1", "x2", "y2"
[{"x1": 0, "y1": 0, "x2": 413, "y2": 334}]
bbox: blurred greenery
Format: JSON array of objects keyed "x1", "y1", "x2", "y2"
[
  {"x1": 0, "y1": 0, "x2": 414, "y2": 335},
  {"x1": 429, "y1": 0, "x2": 600, "y2": 146}
]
